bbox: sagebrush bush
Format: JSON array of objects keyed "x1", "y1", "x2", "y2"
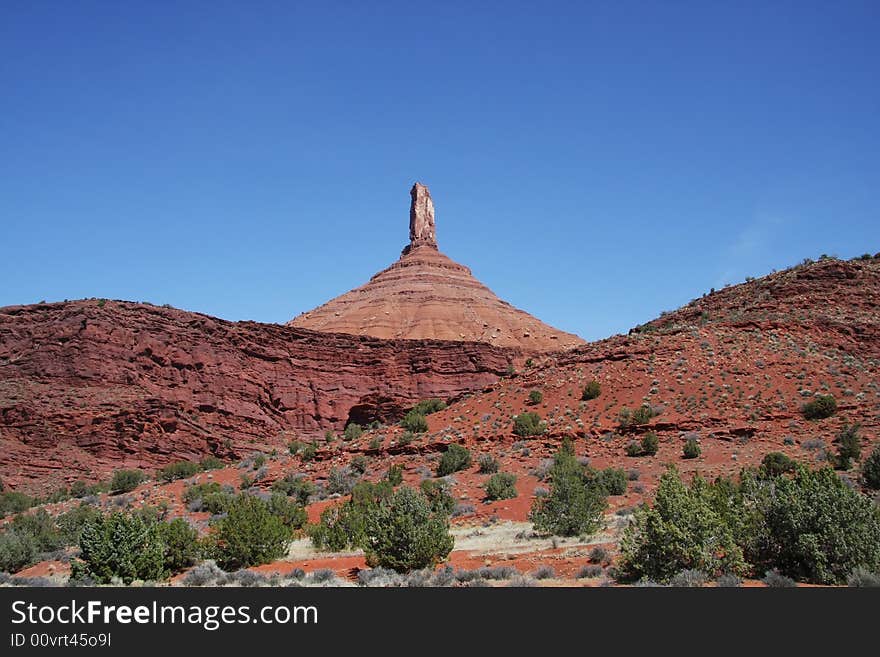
[
  {"x1": 761, "y1": 452, "x2": 795, "y2": 477},
  {"x1": 411, "y1": 399, "x2": 447, "y2": 415},
  {"x1": 593, "y1": 468, "x2": 627, "y2": 495},
  {"x1": 343, "y1": 423, "x2": 363, "y2": 441},
  {"x1": 581, "y1": 380, "x2": 601, "y2": 401},
  {"x1": 682, "y1": 437, "x2": 701, "y2": 459},
  {"x1": 400, "y1": 410, "x2": 429, "y2": 433},
  {"x1": 484, "y1": 473, "x2": 517, "y2": 501},
  {"x1": 272, "y1": 473, "x2": 316, "y2": 505},
  {"x1": 801, "y1": 394, "x2": 837, "y2": 420},
  {"x1": 419, "y1": 479, "x2": 455, "y2": 515},
  {"x1": 513, "y1": 412, "x2": 545, "y2": 437},
  {"x1": 0, "y1": 530, "x2": 37, "y2": 574},
  {"x1": 110, "y1": 469, "x2": 146, "y2": 494},
  {"x1": 478, "y1": 454, "x2": 499, "y2": 474},
  {"x1": 386, "y1": 464, "x2": 404, "y2": 486},
  {"x1": 157, "y1": 461, "x2": 201, "y2": 483},
  {"x1": 183, "y1": 482, "x2": 233, "y2": 515},
  {"x1": 437, "y1": 444, "x2": 471, "y2": 477}
]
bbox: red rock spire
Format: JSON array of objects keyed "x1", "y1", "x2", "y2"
[{"x1": 407, "y1": 182, "x2": 437, "y2": 252}]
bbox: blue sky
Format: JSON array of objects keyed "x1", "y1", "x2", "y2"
[{"x1": 1, "y1": 1, "x2": 877, "y2": 341}]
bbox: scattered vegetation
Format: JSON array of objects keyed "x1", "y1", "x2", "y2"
[
  {"x1": 528, "y1": 390, "x2": 543, "y2": 405},
  {"x1": 626, "y1": 432, "x2": 659, "y2": 457}
]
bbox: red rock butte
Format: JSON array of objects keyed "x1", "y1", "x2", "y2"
[{"x1": 288, "y1": 183, "x2": 585, "y2": 351}]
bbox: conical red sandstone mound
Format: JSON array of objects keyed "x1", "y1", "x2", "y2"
[{"x1": 288, "y1": 183, "x2": 584, "y2": 351}]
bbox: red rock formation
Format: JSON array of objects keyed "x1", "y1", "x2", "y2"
[
  {"x1": 289, "y1": 183, "x2": 585, "y2": 351},
  {"x1": 0, "y1": 300, "x2": 515, "y2": 489}
]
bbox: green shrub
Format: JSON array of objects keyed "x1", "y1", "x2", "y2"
[
  {"x1": 484, "y1": 473, "x2": 518, "y2": 501},
  {"x1": 528, "y1": 390, "x2": 543, "y2": 405},
  {"x1": 619, "y1": 467, "x2": 747, "y2": 582},
  {"x1": 56, "y1": 504, "x2": 102, "y2": 546},
  {"x1": 182, "y1": 482, "x2": 233, "y2": 515},
  {"x1": 9, "y1": 510, "x2": 64, "y2": 553},
  {"x1": 272, "y1": 473, "x2": 316, "y2": 505},
  {"x1": 478, "y1": 454, "x2": 500, "y2": 474},
  {"x1": 266, "y1": 492, "x2": 307, "y2": 530},
  {"x1": 0, "y1": 530, "x2": 37, "y2": 573},
  {"x1": 72, "y1": 512, "x2": 167, "y2": 584},
  {"x1": 397, "y1": 431, "x2": 415, "y2": 446},
  {"x1": 637, "y1": 432, "x2": 660, "y2": 456},
  {"x1": 619, "y1": 404, "x2": 656, "y2": 428},
  {"x1": 157, "y1": 518, "x2": 201, "y2": 573},
  {"x1": 625, "y1": 441, "x2": 643, "y2": 457},
  {"x1": 0, "y1": 492, "x2": 36, "y2": 519},
  {"x1": 802, "y1": 395, "x2": 837, "y2": 420},
  {"x1": 199, "y1": 455, "x2": 224, "y2": 471},
  {"x1": 212, "y1": 494, "x2": 290, "y2": 570},
  {"x1": 386, "y1": 464, "x2": 403, "y2": 486},
  {"x1": 362, "y1": 486, "x2": 454, "y2": 572},
  {"x1": 419, "y1": 479, "x2": 455, "y2": 515},
  {"x1": 594, "y1": 468, "x2": 627, "y2": 496},
  {"x1": 400, "y1": 410, "x2": 429, "y2": 433},
  {"x1": 529, "y1": 442, "x2": 607, "y2": 537},
  {"x1": 158, "y1": 461, "x2": 201, "y2": 483},
  {"x1": 69, "y1": 481, "x2": 89, "y2": 498},
  {"x1": 513, "y1": 412, "x2": 546, "y2": 437},
  {"x1": 327, "y1": 467, "x2": 358, "y2": 495},
  {"x1": 344, "y1": 423, "x2": 363, "y2": 441},
  {"x1": 350, "y1": 455, "x2": 369, "y2": 475},
  {"x1": 863, "y1": 445, "x2": 880, "y2": 489},
  {"x1": 437, "y1": 444, "x2": 472, "y2": 476},
  {"x1": 761, "y1": 452, "x2": 795, "y2": 477},
  {"x1": 683, "y1": 437, "x2": 701, "y2": 459},
  {"x1": 835, "y1": 424, "x2": 861, "y2": 470},
  {"x1": 309, "y1": 480, "x2": 392, "y2": 551},
  {"x1": 300, "y1": 442, "x2": 318, "y2": 461},
  {"x1": 411, "y1": 399, "x2": 447, "y2": 416},
  {"x1": 581, "y1": 380, "x2": 601, "y2": 401},
  {"x1": 751, "y1": 466, "x2": 880, "y2": 584},
  {"x1": 110, "y1": 469, "x2": 146, "y2": 494}
]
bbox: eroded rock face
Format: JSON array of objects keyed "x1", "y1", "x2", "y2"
[
  {"x1": 290, "y1": 183, "x2": 585, "y2": 351},
  {"x1": 0, "y1": 300, "x2": 515, "y2": 488},
  {"x1": 407, "y1": 182, "x2": 436, "y2": 251}
]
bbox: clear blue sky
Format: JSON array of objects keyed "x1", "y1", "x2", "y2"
[{"x1": 2, "y1": 1, "x2": 878, "y2": 341}]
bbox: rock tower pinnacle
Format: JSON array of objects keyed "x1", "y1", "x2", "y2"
[{"x1": 406, "y1": 182, "x2": 436, "y2": 253}]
